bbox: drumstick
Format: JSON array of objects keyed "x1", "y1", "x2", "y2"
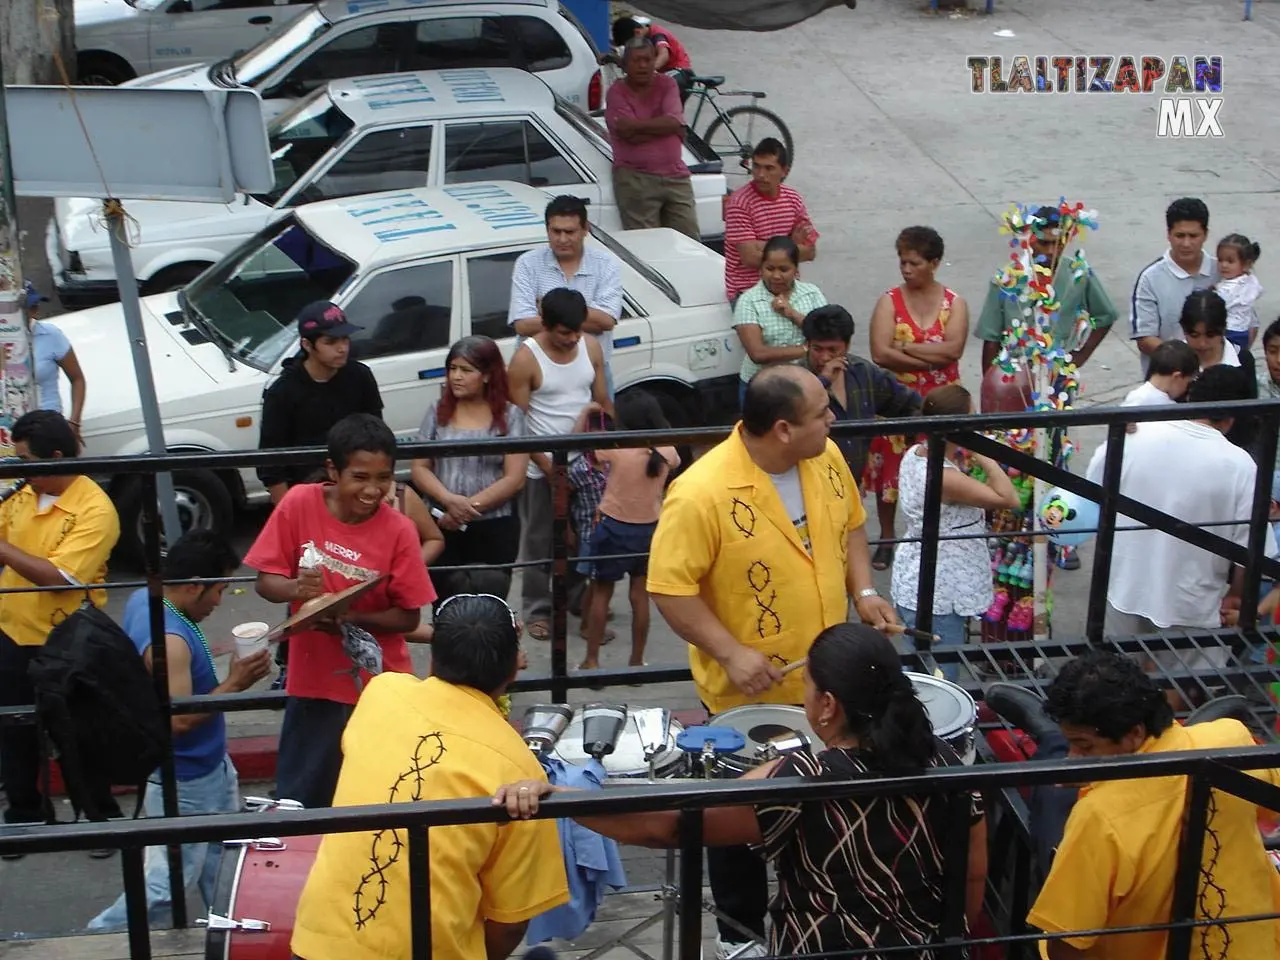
[
  {"x1": 883, "y1": 623, "x2": 942, "y2": 644},
  {"x1": 780, "y1": 658, "x2": 807, "y2": 677}
]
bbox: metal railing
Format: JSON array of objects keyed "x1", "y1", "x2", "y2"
[
  {"x1": 1, "y1": 745, "x2": 1279, "y2": 959},
  {"x1": 1, "y1": 397, "x2": 1279, "y2": 956}
]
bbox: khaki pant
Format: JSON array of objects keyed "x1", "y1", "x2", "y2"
[{"x1": 612, "y1": 166, "x2": 701, "y2": 240}]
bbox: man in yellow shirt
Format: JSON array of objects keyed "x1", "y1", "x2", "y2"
[
  {"x1": 0, "y1": 411, "x2": 119, "y2": 828},
  {"x1": 291, "y1": 593, "x2": 568, "y2": 960},
  {"x1": 646, "y1": 364, "x2": 896, "y2": 957},
  {"x1": 1028, "y1": 650, "x2": 1280, "y2": 960}
]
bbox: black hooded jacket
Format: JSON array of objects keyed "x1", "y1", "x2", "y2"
[{"x1": 256, "y1": 354, "x2": 383, "y2": 489}]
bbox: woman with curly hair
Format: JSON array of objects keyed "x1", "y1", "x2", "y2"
[
  {"x1": 1028, "y1": 649, "x2": 1280, "y2": 960},
  {"x1": 411, "y1": 336, "x2": 528, "y2": 604},
  {"x1": 866, "y1": 226, "x2": 969, "y2": 570}
]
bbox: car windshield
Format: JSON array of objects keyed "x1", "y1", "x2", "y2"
[
  {"x1": 183, "y1": 217, "x2": 356, "y2": 371},
  {"x1": 259, "y1": 88, "x2": 355, "y2": 205},
  {"x1": 554, "y1": 95, "x2": 609, "y2": 154},
  {"x1": 233, "y1": 8, "x2": 330, "y2": 87}
]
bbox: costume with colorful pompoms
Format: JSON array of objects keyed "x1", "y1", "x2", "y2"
[{"x1": 982, "y1": 200, "x2": 1102, "y2": 635}]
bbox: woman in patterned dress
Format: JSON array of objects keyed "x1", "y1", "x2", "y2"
[
  {"x1": 866, "y1": 227, "x2": 969, "y2": 569},
  {"x1": 495, "y1": 622, "x2": 989, "y2": 958}
]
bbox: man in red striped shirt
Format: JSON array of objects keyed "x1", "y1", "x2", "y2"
[{"x1": 723, "y1": 138, "x2": 819, "y2": 304}]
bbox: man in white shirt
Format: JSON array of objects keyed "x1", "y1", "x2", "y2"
[
  {"x1": 1087, "y1": 366, "x2": 1276, "y2": 656},
  {"x1": 1130, "y1": 197, "x2": 1219, "y2": 375},
  {"x1": 507, "y1": 288, "x2": 613, "y2": 639},
  {"x1": 508, "y1": 195, "x2": 623, "y2": 399}
]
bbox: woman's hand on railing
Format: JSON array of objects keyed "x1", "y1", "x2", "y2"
[{"x1": 493, "y1": 780, "x2": 559, "y2": 819}]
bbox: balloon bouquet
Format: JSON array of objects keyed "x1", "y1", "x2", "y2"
[{"x1": 981, "y1": 200, "x2": 1103, "y2": 640}]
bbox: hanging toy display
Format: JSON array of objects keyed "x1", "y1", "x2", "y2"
[{"x1": 980, "y1": 199, "x2": 1100, "y2": 645}]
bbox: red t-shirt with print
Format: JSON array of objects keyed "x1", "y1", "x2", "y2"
[{"x1": 244, "y1": 484, "x2": 436, "y2": 704}]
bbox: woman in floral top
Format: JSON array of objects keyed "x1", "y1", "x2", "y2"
[{"x1": 866, "y1": 226, "x2": 969, "y2": 569}]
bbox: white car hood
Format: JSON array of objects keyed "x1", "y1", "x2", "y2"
[
  {"x1": 607, "y1": 229, "x2": 728, "y2": 309},
  {"x1": 57, "y1": 195, "x2": 248, "y2": 253},
  {"x1": 48, "y1": 294, "x2": 265, "y2": 428},
  {"x1": 75, "y1": 0, "x2": 138, "y2": 29}
]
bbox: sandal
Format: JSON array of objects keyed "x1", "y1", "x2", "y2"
[
  {"x1": 871, "y1": 543, "x2": 894, "y2": 571},
  {"x1": 580, "y1": 626, "x2": 616, "y2": 644},
  {"x1": 525, "y1": 621, "x2": 550, "y2": 642}
]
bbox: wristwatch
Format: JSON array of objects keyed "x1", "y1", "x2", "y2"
[{"x1": 856, "y1": 588, "x2": 879, "y2": 601}]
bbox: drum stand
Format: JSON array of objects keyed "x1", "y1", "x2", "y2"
[{"x1": 583, "y1": 736, "x2": 766, "y2": 960}]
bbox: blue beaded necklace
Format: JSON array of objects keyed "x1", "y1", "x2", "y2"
[{"x1": 162, "y1": 598, "x2": 218, "y2": 675}]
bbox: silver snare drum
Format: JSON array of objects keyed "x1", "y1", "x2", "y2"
[
  {"x1": 710, "y1": 704, "x2": 816, "y2": 776},
  {"x1": 907, "y1": 672, "x2": 978, "y2": 765},
  {"x1": 553, "y1": 709, "x2": 688, "y2": 778}
]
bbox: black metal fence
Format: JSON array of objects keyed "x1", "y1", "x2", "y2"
[{"x1": 1, "y1": 397, "x2": 1280, "y2": 959}]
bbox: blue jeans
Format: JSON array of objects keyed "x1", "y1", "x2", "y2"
[
  {"x1": 895, "y1": 605, "x2": 965, "y2": 681},
  {"x1": 88, "y1": 756, "x2": 239, "y2": 930},
  {"x1": 1226, "y1": 329, "x2": 1251, "y2": 353}
]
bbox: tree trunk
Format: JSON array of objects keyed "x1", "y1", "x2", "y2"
[
  {"x1": 0, "y1": 0, "x2": 71, "y2": 443},
  {"x1": 1, "y1": 0, "x2": 77, "y2": 85}
]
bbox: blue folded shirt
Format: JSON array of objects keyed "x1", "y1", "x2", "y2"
[{"x1": 526, "y1": 757, "x2": 628, "y2": 944}]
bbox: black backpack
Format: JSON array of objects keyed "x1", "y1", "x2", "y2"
[{"x1": 28, "y1": 604, "x2": 168, "y2": 822}]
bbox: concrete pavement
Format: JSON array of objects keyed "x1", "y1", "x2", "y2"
[{"x1": 3, "y1": 0, "x2": 1279, "y2": 938}]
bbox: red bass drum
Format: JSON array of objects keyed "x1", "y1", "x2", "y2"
[{"x1": 204, "y1": 834, "x2": 321, "y2": 960}]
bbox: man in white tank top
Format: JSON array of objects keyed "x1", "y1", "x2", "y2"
[{"x1": 508, "y1": 288, "x2": 614, "y2": 636}]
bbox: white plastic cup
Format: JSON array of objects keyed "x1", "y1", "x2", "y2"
[{"x1": 233, "y1": 621, "x2": 270, "y2": 658}]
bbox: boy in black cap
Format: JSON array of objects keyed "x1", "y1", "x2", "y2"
[
  {"x1": 257, "y1": 301, "x2": 384, "y2": 503},
  {"x1": 257, "y1": 301, "x2": 384, "y2": 689}
]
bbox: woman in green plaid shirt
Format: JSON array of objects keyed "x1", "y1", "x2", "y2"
[{"x1": 732, "y1": 235, "x2": 829, "y2": 405}]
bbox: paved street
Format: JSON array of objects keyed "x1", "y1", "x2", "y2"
[{"x1": 4, "y1": 0, "x2": 1280, "y2": 940}]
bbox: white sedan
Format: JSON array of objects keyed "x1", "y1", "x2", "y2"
[
  {"x1": 50, "y1": 181, "x2": 741, "y2": 558},
  {"x1": 49, "y1": 68, "x2": 727, "y2": 307},
  {"x1": 75, "y1": 0, "x2": 312, "y2": 86},
  {"x1": 122, "y1": 0, "x2": 603, "y2": 120}
]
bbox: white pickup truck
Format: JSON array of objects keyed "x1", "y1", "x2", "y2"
[{"x1": 50, "y1": 181, "x2": 741, "y2": 558}]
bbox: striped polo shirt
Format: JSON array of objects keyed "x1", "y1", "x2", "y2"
[
  {"x1": 723, "y1": 182, "x2": 816, "y2": 301},
  {"x1": 1130, "y1": 249, "x2": 1218, "y2": 373}
]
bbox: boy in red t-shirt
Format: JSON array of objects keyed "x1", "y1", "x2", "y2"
[{"x1": 245, "y1": 414, "x2": 435, "y2": 808}]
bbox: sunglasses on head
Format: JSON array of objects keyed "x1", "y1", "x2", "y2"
[{"x1": 437, "y1": 593, "x2": 519, "y2": 631}]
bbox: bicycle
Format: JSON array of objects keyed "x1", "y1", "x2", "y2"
[{"x1": 683, "y1": 74, "x2": 794, "y2": 187}]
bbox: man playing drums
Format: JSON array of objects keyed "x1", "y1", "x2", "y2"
[{"x1": 645, "y1": 364, "x2": 896, "y2": 958}]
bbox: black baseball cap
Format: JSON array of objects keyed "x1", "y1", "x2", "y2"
[{"x1": 297, "y1": 301, "x2": 362, "y2": 340}]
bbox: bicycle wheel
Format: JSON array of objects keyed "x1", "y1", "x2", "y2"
[{"x1": 702, "y1": 105, "x2": 795, "y2": 189}]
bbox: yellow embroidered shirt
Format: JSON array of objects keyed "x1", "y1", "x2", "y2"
[
  {"x1": 646, "y1": 426, "x2": 866, "y2": 713},
  {"x1": 292, "y1": 674, "x2": 568, "y2": 960},
  {"x1": 0, "y1": 476, "x2": 119, "y2": 647},
  {"x1": 1029, "y1": 719, "x2": 1280, "y2": 959}
]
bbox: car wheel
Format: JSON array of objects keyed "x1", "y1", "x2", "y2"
[
  {"x1": 114, "y1": 469, "x2": 234, "y2": 564},
  {"x1": 142, "y1": 263, "x2": 210, "y2": 296},
  {"x1": 77, "y1": 53, "x2": 136, "y2": 86}
]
